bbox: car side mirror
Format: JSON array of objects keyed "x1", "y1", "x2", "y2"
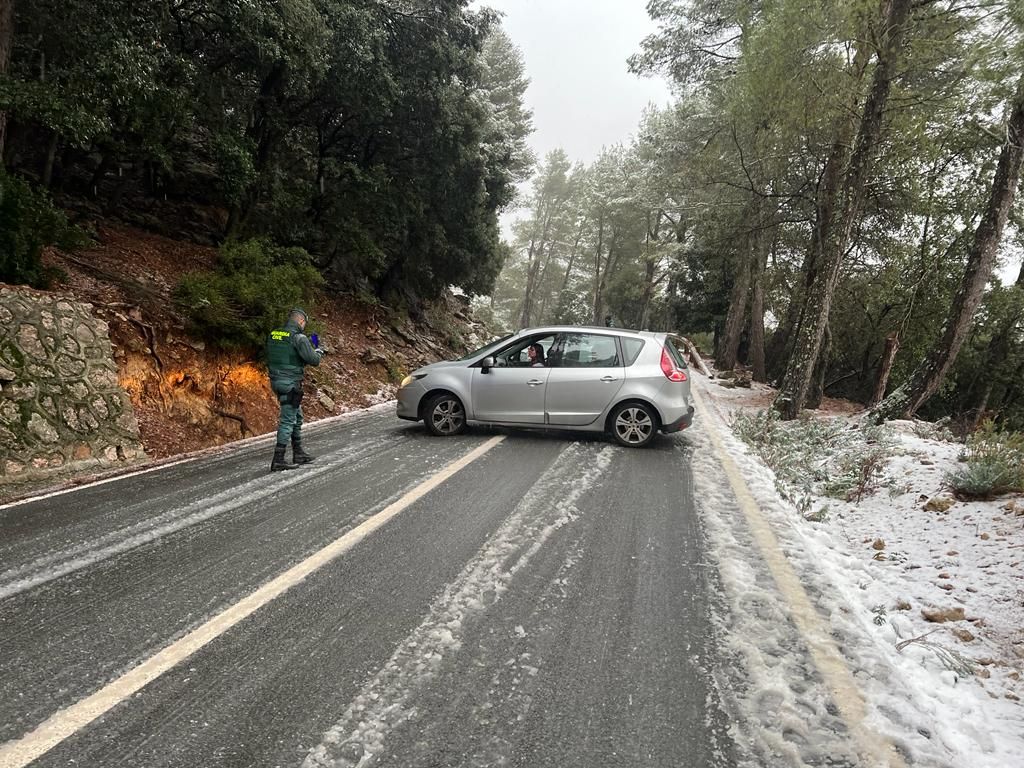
[{"x1": 481, "y1": 356, "x2": 495, "y2": 373}]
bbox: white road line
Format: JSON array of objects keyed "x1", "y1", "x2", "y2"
[
  {"x1": 692, "y1": 384, "x2": 907, "y2": 768},
  {"x1": 0, "y1": 456, "x2": 197, "y2": 511},
  {"x1": 0, "y1": 403, "x2": 395, "y2": 511},
  {"x1": 0, "y1": 435, "x2": 503, "y2": 768}
]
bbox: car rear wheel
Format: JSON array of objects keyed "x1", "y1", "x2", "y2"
[
  {"x1": 610, "y1": 402, "x2": 657, "y2": 448},
  {"x1": 424, "y1": 393, "x2": 467, "y2": 437}
]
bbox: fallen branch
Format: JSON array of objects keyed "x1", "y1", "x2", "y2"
[
  {"x1": 895, "y1": 628, "x2": 940, "y2": 651},
  {"x1": 896, "y1": 630, "x2": 975, "y2": 677},
  {"x1": 673, "y1": 334, "x2": 712, "y2": 377}
]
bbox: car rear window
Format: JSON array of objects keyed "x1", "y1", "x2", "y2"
[
  {"x1": 621, "y1": 337, "x2": 645, "y2": 366},
  {"x1": 664, "y1": 337, "x2": 690, "y2": 368}
]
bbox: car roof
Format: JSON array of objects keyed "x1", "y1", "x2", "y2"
[{"x1": 516, "y1": 325, "x2": 664, "y2": 339}]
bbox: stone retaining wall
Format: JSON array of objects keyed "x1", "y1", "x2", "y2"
[{"x1": 0, "y1": 285, "x2": 145, "y2": 486}]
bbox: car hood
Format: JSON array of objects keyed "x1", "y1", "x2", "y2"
[{"x1": 412, "y1": 359, "x2": 469, "y2": 376}]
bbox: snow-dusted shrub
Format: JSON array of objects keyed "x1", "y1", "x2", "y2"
[
  {"x1": 732, "y1": 410, "x2": 899, "y2": 515},
  {"x1": 946, "y1": 422, "x2": 1024, "y2": 498},
  {"x1": 910, "y1": 417, "x2": 956, "y2": 443}
]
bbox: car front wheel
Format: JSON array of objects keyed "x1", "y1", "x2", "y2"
[
  {"x1": 424, "y1": 393, "x2": 467, "y2": 437},
  {"x1": 610, "y1": 402, "x2": 657, "y2": 448}
]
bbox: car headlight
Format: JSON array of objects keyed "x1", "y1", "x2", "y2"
[{"x1": 400, "y1": 374, "x2": 426, "y2": 388}]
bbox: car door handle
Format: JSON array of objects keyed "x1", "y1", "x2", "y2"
[
  {"x1": 527, "y1": 379, "x2": 544, "y2": 386},
  {"x1": 600, "y1": 376, "x2": 618, "y2": 382}
]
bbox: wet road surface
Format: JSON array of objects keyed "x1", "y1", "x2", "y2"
[{"x1": 0, "y1": 408, "x2": 733, "y2": 767}]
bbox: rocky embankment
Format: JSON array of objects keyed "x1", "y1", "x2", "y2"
[{"x1": 0, "y1": 286, "x2": 145, "y2": 489}]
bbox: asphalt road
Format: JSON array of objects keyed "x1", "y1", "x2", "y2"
[{"x1": 0, "y1": 408, "x2": 735, "y2": 768}]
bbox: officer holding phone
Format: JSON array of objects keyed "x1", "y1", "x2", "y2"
[{"x1": 266, "y1": 308, "x2": 323, "y2": 471}]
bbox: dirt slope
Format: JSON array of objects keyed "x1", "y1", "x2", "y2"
[{"x1": 41, "y1": 222, "x2": 488, "y2": 460}]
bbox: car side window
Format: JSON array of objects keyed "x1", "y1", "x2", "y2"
[
  {"x1": 494, "y1": 335, "x2": 556, "y2": 367},
  {"x1": 621, "y1": 337, "x2": 644, "y2": 366},
  {"x1": 553, "y1": 332, "x2": 620, "y2": 368},
  {"x1": 495, "y1": 345, "x2": 526, "y2": 367}
]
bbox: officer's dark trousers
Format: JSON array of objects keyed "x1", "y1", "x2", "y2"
[{"x1": 276, "y1": 399, "x2": 303, "y2": 445}]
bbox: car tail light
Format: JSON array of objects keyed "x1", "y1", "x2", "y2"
[{"x1": 660, "y1": 347, "x2": 688, "y2": 382}]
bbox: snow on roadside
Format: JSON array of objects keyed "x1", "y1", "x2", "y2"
[{"x1": 693, "y1": 374, "x2": 1024, "y2": 768}]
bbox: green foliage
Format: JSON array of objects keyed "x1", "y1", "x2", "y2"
[
  {"x1": 946, "y1": 421, "x2": 1024, "y2": 498},
  {"x1": 385, "y1": 357, "x2": 404, "y2": 384},
  {"x1": 3, "y1": 0, "x2": 531, "y2": 306},
  {"x1": 0, "y1": 171, "x2": 86, "y2": 287},
  {"x1": 732, "y1": 409, "x2": 899, "y2": 515},
  {"x1": 174, "y1": 239, "x2": 324, "y2": 352}
]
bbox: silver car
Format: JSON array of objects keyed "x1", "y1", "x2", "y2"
[{"x1": 396, "y1": 326, "x2": 695, "y2": 448}]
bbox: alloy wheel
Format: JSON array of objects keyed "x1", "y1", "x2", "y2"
[
  {"x1": 614, "y1": 406, "x2": 654, "y2": 446},
  {"x1": 430, "y1": 397, "x2": 465, "y2": 435}
]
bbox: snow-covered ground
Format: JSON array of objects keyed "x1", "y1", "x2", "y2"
[{"x1": 692, "y1": 373, "x2": 1024, "y2": 767}]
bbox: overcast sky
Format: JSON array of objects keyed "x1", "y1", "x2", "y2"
[{"x1": 479, "y1": 0, "x2": 672, "y2": 165}]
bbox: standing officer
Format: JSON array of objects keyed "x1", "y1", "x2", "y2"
[{"x1": 266, "y1": 308, "x2": 323, "y2": 471}]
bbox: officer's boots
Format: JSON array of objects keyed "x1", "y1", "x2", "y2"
[
  {"x1": 291, "y1": 435, "x2": 315, "y2": 465},
  {"x1": 271, "y1": 443, "x2": 299, "y2": 471}
]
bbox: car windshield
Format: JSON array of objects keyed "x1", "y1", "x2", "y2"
[{"x1": 456, "y1": 333, "x2": 515, "y2": 361}]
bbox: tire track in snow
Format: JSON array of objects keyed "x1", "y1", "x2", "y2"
[{"x1": 303, "y1": 442, "x2": 616, "y2": 768}]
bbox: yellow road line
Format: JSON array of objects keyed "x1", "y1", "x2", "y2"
[
  {"x1": 0, "y1": 435, "x2": 504, "y2": 768},
  {"x1": 692, "y1": 386, "x2": 906, "y2": 768}
]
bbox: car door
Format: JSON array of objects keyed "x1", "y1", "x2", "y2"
[
  {"x1": 470, "y1": 337, "x2": 553, "y2": 424},
  {"x1": 544, "y1": 332, "x2": 624, "y2": 426}
]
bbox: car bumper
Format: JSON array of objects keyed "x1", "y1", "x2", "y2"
[
  {"x1": 661, "y1": 405, "x2": 695, "y2": 433},
  {"x1": 396, "y1": 383, "x2": 425, "y2": 421}
]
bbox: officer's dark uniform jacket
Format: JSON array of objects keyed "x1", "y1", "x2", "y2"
[{"x1": 266, "y1": 319, "x2": 321, "y2": 397}]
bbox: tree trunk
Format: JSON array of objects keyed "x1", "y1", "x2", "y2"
[
  {"x1": 591, "y1": 217, "x2": 606, "y2": 324},
  {"x1": 41, "y1": 131, "x2": 59, "y2": 187},
  {"x1": 559, "y1": 218, "x2": 585, "y2": 295},
  {"x1": 518, "y1": 204, "x2": 556, "y2": 327},
  {"x1": 806, "y1": 324, "x2": 831, "y2": 409},
  {"x1": 765, "y1": 279, "x2": 801, "y2": 382},
  {"x1": 967, "y1": 260, "x2": 1023, "y2": 431},
  {"x1": 639, "y1": 257, "x2": 657, "y2": 330},
  {"x1": 775, "y1": 0, "x2": 913, "y2": 420},
  {"x1": 968, "y1": 379, "x2": 995, "y2": 433},
  {"x1": 535, "y1": 242, "x2": 558, "y2": 322},
  {"x1": 594, "y1": 247, "x2": 612, "y2": 325},
  {"x1": 0, "y1": 0, "x2": 13, "y2": 161},
  {"x1": 748, "y1": 223, "x2": 769, "y2": 382},
  {"x1": 872, "y1": 70, "x2": 1024, "y2": 422},
  {"x1": 554, "y1": 217, "x2": 585, "y2": 321},
  {"x1": 716, "y1": 247, "x2": 752, "y2": 371},
  {"x1": 519, "y1": 253, "x2": 542, "y2": 327},
  {"x1": 869, "y1": 332, "x2": 901, "y2": 406}
]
